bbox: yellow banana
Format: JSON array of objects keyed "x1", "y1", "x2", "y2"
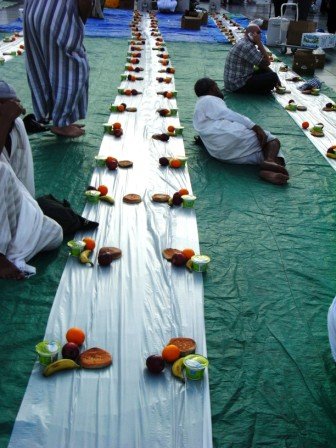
[
  {"x1": 186, "y1": 259, "x2": 193, "y2": 272},
  {"x1": 172, "y1": 357, "x2": 185, "y2": 381},
  {"x1": 43, "y1": 359, "x2": 80, "y2": 377},
  {"x1": 79, "y1": 249, "x2": 93, "y2": 266},
  {"x1": 99, "y1": 195, "x2": 115, "y2": 205}
]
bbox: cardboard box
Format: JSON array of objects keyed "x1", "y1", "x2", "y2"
[
  {"x1": 292, "y1": 49, "x2": 315, "y2": 75},
  {"x1": 314, "y1": 53, "x2": 326, "y2": 69},
  {"x1": 301, "y1": 32, "x2": 336, "y2": 49},
  {"x1": 119, "y1": 0, "x2": 134, "y2": 9},
  {"x1": 181, "y1": 15, "x2": 201, "y2": 30},
  {"x1": 286, "y1": 20, "x2": 316, "y2": 46}
]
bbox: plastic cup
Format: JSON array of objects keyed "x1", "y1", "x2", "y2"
[
  {"x1": 0, "y1": 58, "x2": 4, "y2": 65},
  {"x1": 277, "y1": 86, "x2": 286, "y2": 94},
  {"x1": 176, "y1": 156, "x2": 188, "y2": 167},
  {"x1": 288, "y1": 104, "x2": 297, "y2": 111},
  {"x1": 103, "y1": 123, "x2": 113, "y2": 134},
  {"x1": 120, "y1": 74, "x2": 127, "y2": 81},
  {"x1": 35, "y1": 341, "x2": 61, "y2": 366},
  {"x1": 183, "y1": 355, "x2": 209, "y2": 380},
  {"x1": 67, "y1": 240, "x2": 86, "y2": 256},
  {"x1": 181, "y1": 194, "x2": 197, "y2": 208},
  {"x1": 118, "y1": 87, "x2": 124, "y2": 94},
  {"x1": 191, "y1": 255, "x2": 211, "y2": 272},
  {"x1": 170, "y1": 108, "x2": 178, "y2": 116},
  {"x1": 313, "y1": 123, "x2": 324, "y2": 132},
  {"x1": 85, "y1": 190, "x2": 101, "y2": 203},
  {"x1": 311, "y1": 88, "x2": 320, "y2": 95},
  {"x1": 174, "y1": 127, "x2": 184, "y2": 136},
  {"x1": 110, "y1": 104, "x2": 119, "y2": 112},
  {"x1": 95, "y1": 155, "x2": 107, "y2": 167}
]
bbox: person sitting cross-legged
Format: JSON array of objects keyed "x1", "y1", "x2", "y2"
[
  {"x1": 193, "y1": 78, "x2": 289, "y2": 186},
  {"x1": 0, "y1": 81, "x2": 63, "y2": 280},
  {"x1": 224, "y1": 23, "x2": 280, "y2": 94}
]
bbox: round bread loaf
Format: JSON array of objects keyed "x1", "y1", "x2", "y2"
[
  {"x1": 118, "y1": 160, "x2": 133, "y2": 168},
  {"x1": 168, "y1": 338, "x2": 196, "y2": 357},
  {"x1": 162, "y1": 248, "x2": 182, "y2": 261},
  {"x1": 79, "y1": 348, "x2": 112, "y2": 369},
  {"x1": 123, "y1": 194, "x2": 142, "y2": 204},
  {"x1": 152, "y1": 194, "x2": 170, "y2": 203}
]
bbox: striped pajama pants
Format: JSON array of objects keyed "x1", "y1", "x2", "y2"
[{"x1": 23, "y1": 0, "x2": 89, "y2": 127}]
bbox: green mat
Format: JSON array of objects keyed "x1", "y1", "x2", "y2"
[{"x1": 1, "y1": 39, "x2": 336, "y2": 448}]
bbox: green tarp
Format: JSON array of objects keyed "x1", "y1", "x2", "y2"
[{"x1": 1, "y1": 38, "x2": 336, "y2": 447}]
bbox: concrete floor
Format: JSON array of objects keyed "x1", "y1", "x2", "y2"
[{"x1": 1, "y1": 0, "x2": 336, "y2": 90}]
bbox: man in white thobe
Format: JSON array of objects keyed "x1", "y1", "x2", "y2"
[
  {"x1": 193, "y1": 78, "x2": 289, "y2": 185},
  {"x1": 0, "y1": 81, "x2": 63, "y2": 280}
]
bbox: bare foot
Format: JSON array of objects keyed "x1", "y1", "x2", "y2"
[
  {"x1": 50, "y1": 125, "x2": 85, "y2": 138},
  {"x1": 72, "y1": 123, "x2": 85, "y2": 128},
  {"x1": 259, "y1": 170, "x2": 289, "y2": 185},
  {"x1": 260, "y1": 161, "x2": 289, "y2": 175},
  {"x1": 0, "y1": 254, "x2": 25, "y2": 280}
]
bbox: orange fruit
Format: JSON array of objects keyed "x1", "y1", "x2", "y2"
[
  {"x1": 165, "y1": 92, "x2": 173, "y2": 99},
  {"x1": 170, "y1": 159, "x2": 182, "y2": 168},
  {"x1": 117, "y1": 104, "x2": 126, "y2": 112},
  {"x1": 162, "y1": 344, "x2": 180, "y2": 362},
  {"x1": 302, "y1": 121, "x2": 309, "y2": 129},
  {"x1": 113, "y1": 122, "x2": 122, "y2": 130},
  {"x1": 83, "y1": 237, "x2": 96, "y2": 250},
  {"x1": 124, "y1": 89, "x2": 132, "y2": 96},
  {"x1": 98, "y1": 185, "x2": 108, "y2": 196},
  {"x1": 167, "y1": 125, "x2": 175, "y2": 133},
  {"x1": 182, "y1": 248, "x2": 195, "y2": 260},
  {"x1": 66, "y1": 327, "x2": 85, "y2": 346},
  {"x1": 179, "y1": 188, "x2": 189, "y2": 196}
]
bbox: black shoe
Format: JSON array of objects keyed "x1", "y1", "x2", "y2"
[
  {"x1": 23, "y1": 114, "x2": 49, "y2": 134},
  {"x1": 79, "y1": 217, "x2": 99, "y2": 231}
]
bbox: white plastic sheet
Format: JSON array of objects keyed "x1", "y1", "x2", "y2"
[
  {"x1": 9, "y1": 14, "x2": 213, "y2": 448},
  {"x1": 0, "y1": 34, "x2": 24, "y2": 62}
]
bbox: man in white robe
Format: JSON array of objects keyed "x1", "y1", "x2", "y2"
[
  {"x1": 0, "y1": 81, "x2": 63, "y2": 280},
  {"x1": 193, "y1": 78, "x2": 289, "y2": 185},
  {"x1": 327, "y1": 297, "x2": 336, "y2": 362}
]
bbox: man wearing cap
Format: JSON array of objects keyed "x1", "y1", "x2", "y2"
[
  {"x1": 0, "y1": 81, "x2": 63, "y2": 279},
  {"x1": 193, "y1": 78, "x2": 289, "y2": 185},
  {"x1": 23, "y1": 0, "x2": 93, "y2": 138},
  {"x1": 224, "y1": 24, "x2": 280, "y2": 94}
]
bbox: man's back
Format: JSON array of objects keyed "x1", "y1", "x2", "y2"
[{"x1": 224, "y1": 38, "x2": 262, "y2": 91}]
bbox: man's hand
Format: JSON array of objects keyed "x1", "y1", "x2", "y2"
[
  {"x1": 252, "y1": 124, "x2": 267, "y2": 148},
  {"x1": 78, "y1": 0, "x2": 94, "y2": 23}
]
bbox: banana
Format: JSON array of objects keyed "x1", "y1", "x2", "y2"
[
  {"x1": 43, "y1": 359, "x2": 80, "y2": 377},
  {"x1": 186, "y1": 259, "x2": 193, "y2": 272},
  {"x1": 99, "y1": 195, "x2": 115, "y2": 205},
  {"x1": 172, "y1": 357, "x2": 185, "y2": 381},
  {"x1": 79, "y1": 249, "x2": 93, "y2": 266}
]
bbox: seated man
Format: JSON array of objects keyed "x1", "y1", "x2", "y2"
[
  {"x1": 328, "y1": 297, "x2": 336, "y2": 362},
  {"x1": 224, "y1": 23, "x2": 280, "y2": 94},
  {"x1": 193, "y1": 78, "x2": 289, "y2": 185},
  {"x1": 0, "y1": 81, "x2": 63, "y2": 279}
]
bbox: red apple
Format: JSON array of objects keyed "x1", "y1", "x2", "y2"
[
  {"x1": 62, "y1": 342, "x2": 80, "y2": 361},
  {"x1": 146, "y1": 355, "x2": 165, "y2": 374}
]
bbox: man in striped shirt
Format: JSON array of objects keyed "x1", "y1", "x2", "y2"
[
  {"x1": 224, "y1": 24, "x2": 280, "y2": 94},
  {"x1": 23, "y1": 0, "x2": 93, "y2": 138},
  {"x1": 0, "y1": 82, "x2": 63, "y2": 279}
]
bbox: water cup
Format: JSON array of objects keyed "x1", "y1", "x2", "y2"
[
  {"x1": 118, "y1": 87, "x2": 124, "y2": 94},
  {"x1": 170, "y1": 108, "x2": 178, "y2": 116},
  {"x1": 110, "y1": 104, "x2": 119, "y2": 112},
  {"x1": 85, "y1": 190, "x2": 101, "y2": 204},
  {"x1": 174, "y1": 127, "x2": 184, "y2": 136},
  {"x1": 183, "y1": 355, "x2": 209, "y2": 380},
  {"x1": 0, "y1": 58, "x2": 5, "y2": 65},
  {"x1": 120, "y1": 74, "x2": 127, "y2": 81},
  {"x1": 311, "y1": 88, "x2": 320, "y2": 96},
  {"x1": 191, "y1": 255, "x2": 211, "y2": 272},
  {"x1": 313, "y1": 123, "x2": 324, "y2": 132},
  {"x1": 181, "y1": 194, "x2": 196, "y2": 208},
  {"x1": 35, "y1": 341, "x2": 61, "y2": 366},
  {"x1": 103, "y1": 123, "x2": 113, "y2": 134},
  {"x1": 176, "y1": 156, "x2": 188, "y2": 167},
  {"x1": 67, "y1": 240, "x2": 86, "y2": 256},
  {"x1": 276, "y1": 86, "x2": 286, "y2": 94},
  {"x1": 95, "y1": 155, "x2": 107, "y2": 167},
  {"x1": 288, "y1": 103, "x2": 297, "y2": 111}
]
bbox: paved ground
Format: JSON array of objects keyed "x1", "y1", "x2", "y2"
[{"x1": 1, "y1": 2, "x2": 336, "y2": 101}]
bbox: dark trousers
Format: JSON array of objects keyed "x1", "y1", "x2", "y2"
[
  {"x1": 327, "y1": 2, "x2": 336, "y2": 33},
  {"x1": 273, "y1": 0, "x2": 286, "y2": 17},
  {"x1": 298, "y1": 0, "x2": 311, "y2": 20},
  {"x1": 236, "y1": 69, "x2": 280, "y2": 94}
]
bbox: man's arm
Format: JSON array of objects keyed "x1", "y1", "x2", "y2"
[
  {"x1": 78, "y1": 0, "x2": 94, "y2": 23},
  {"x1": 0, "y1": 101, "x2": 24, "y2": 156},
  {"x1": 253, "y1": 32, "x2": 270, "y2": 68}
]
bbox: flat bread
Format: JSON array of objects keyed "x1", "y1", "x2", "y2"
[
  {"x1": 79, "y1": 348, "x2": 112, "y2": 369},
  {"x1": 322, "y1": 107, "x2": 336, "y2": 112},
  {"x1": 297, "y1": 105, "x2": 307, "y2": 111},
  {"x1": 310, "y1": 130, "x2": 324, "y2": 137},
  {"x1": 162, "y1": 248, "x2": 182, "y2": 261},
  {"x1": 152, "y1": 194, "x2": 170, "y2": 203},
  {"x1": 126, "y1": 107, "x2": 137, "y2": 112},
  {"x1": 168, "y1": 337, "x2": 196, "y2": 356},
  {"x1": 118, "y1": 160, "x2": 133, "y2": 168},
  {"x1": 123, "y1": 194, "x2": 142, "y2": 204}
]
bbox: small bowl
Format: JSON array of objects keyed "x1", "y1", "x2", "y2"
[
  {"x1": 85, "y1": 190, "x2": 101, "y2": 203},
  {"x1": 95, "y1": 156, "x2": 107, "y2": 167},
  {"x1": 181, "y1": 194, "x2": 196, "y2": 208},
  {"x1": 191, "y1": 255, "x2": 210, "y2": 272},
  {"x1": 67, "y1": 240, "x2": 86, "y2": 256}
]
